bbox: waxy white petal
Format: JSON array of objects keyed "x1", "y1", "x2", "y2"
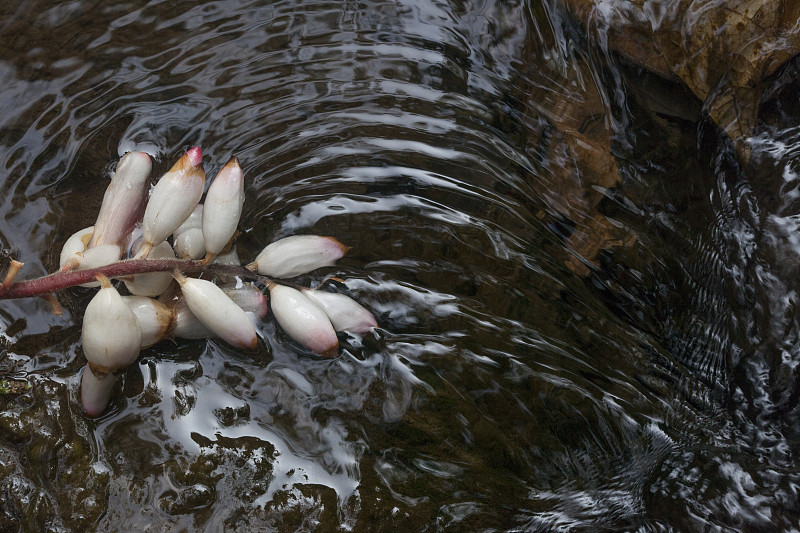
[
  {"x1": 171, "y1": 297, "x2": 214, "y2": 340},
  {"x1": 140, "y1": 147, "x2": 205, "y2": 256},
  {"x1": 80, "y1": 364, "x2": 117, "y2": 417},
  {"x1": 124, "y1": 226, "x2": 144, "y2": 259},
  {"x1": 202, "y1": 156, "x2": 244, "y2": 257},
  {"x1": 82, "y1": 277, "x2": 142, "y2": 372},
  {"x1": 89, "y1": 151, "x2": 151, "y2": 248},
  {"x1": 59, "y1": 226, "x2": 94, "y2": 271},
  {"x1": 74, "y1": 244, "x2": 123, "y2": 288},
  {"x1": 269, "y1": 284, "x2": 338, "y2": 357},
  {"x1": 174, "y1": 203, "x2": 203, "y2": 235},
  {"x1": 169, "y1": 284, "x2": 266, "y2": 340},
  {"x1": 79, "y1": 244, "x2": 122, "y2": 269},
  {"x1": 124, "y1": 241, "x2": 175, "y2": 297},
  {"x1": 122, "y1": 296, "x2": 172, "y2": 348},
  {"x1": 173, "y1": 227, "x2": 205, "y2": 260},
  {"x1": 172, "y1": 205, "x2": 205, "y2": 259},
  {"x1": 212, "y1": 246, "x2": 240, "y2": 266},
  {"x1": 173, "y1": 272, "x2": 258, "y2": 349},
  {"x1": 249, "y1": 235, "x2": 350, "y2": 278},
  {"x1": 302, "y1": 289, "x2": 377, "y2": 334},
  {"x1": 223, "y1": 283, "x2": 269, "y2": 319}
]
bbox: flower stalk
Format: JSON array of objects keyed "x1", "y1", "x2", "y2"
[{"x1": 0, "y1": 258, "x2": 268, "y2": 300}]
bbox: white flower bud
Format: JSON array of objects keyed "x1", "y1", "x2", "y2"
[
  {"x1": 80, "y1": 364, "x2": 117, "y2": 417},
  {"x1": 169, "y1": 284, "x2": 266, "y2": 340},
  {"x1": 122, "y1": 296, "x2": 172, "y2": 348},
  {"x1": 123, "y1": 241, "x2": 175, "y2": 297},
  {"x1": 172, "y1": 204, "x2": 205, "y2": 260},
  {"x1": 171, "y1": 297, "x2": 214, "y2": 340},
  {"x1": 174, "y1": 203, "x2": 203, "y2": 235},
  {"x1": 71, "y1": 244, "x2": 123, "y2": 288},
  {"x1": 124, "y1": 226, "x2": 144, "y2": 259},
  {"x1": 173, "y1": 272, "x2": 258, "y2": 349},
  {"x1": 212, "y1": 246, "x2": 240, "y2": 266},
  {"x1": 302, "y1": 289, "x2": 377, "y2": 334},
  {"x1": 82, "y1": 275, "x2": 142, "y2": 372},
  {"x1": 202, "y1": 156, "x2": 244, "y2": 258},
  {"x1": 269, "y1": 284, "x2": 338, "y2": 357},
  {"x1": 140, "y1": 147, "x2": 205, "y2": 257},
  {"x1": 88, "y1": 151, "x2": 151, "y2": 248},
  {"x1": 223, "y1": 283, "x2": 269, "y2": 319},
  {"x1": 248, "y1": 235, "x2": 350, "y2": 278},
  {"x1": 59, "y1": 226, "x2": 94, "y2": 271},
  {"x1": 173, "y1": 227, "x2": 205, "y2": 260},
  {"x1": 79, "y1": 244, "x2": 122, "y2": 269}
]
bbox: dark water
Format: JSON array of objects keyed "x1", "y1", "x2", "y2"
[{"x1": 1, "y1": 0, "x2": 800, "y2": 531}]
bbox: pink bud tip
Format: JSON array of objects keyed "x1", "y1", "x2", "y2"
[{"x1": 187, "y1": 146, "x2": 202, "y2": 167}]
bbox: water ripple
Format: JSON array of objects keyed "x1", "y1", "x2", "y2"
[{"x1": 2, "y1": 0, "x2": 799, "y2": 531}]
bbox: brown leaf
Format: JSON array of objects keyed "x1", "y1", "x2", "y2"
[
  {"x1": 566, "y1": 214, "x2": 635, "y2": 277},
  {"x1": 561, "y1": 0, "x2": 800, "y2": 160},
  {"x1": 522, "y1": 54, "x2": 632, "y2": 275}
]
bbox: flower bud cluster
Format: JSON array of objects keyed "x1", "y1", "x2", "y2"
[{"x1": 67, "y1": 148, "x2": 378, "y2": 417}]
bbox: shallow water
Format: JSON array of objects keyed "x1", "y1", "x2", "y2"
[{"x1": 1, "y1": 0, "x2": 800, "y2": 531}]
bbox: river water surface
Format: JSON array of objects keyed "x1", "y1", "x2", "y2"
[{"x1": 1, "y1": 1, "x2": 800, "y2": 531}]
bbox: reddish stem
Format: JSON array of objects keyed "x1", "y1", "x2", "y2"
[{"x1": 0, "y1": 259, "x2": 267, "y2": 300}]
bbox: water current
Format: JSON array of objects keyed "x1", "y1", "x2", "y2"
[{"x1": 1, "y1": 0, "x2": 799, "y2": 531}]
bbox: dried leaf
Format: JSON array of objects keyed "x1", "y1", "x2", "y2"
[
  {"x1": 566, "y1": 213, "x2": 635, "y2": 277},
  {"x1": 561, "y1": 0, "x2": 800, "y2": 160},
  {"x1": 522, "y1": 55, "x2": 633, "y2": 275}
]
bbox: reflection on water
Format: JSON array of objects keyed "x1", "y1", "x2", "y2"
[{"x1": 1, "y1": 0, "x2": 800, "y2": 531}]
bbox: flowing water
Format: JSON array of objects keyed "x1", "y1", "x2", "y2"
[{"x1": 1, "y1": 0, "x2": 799, "y2": 531}]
